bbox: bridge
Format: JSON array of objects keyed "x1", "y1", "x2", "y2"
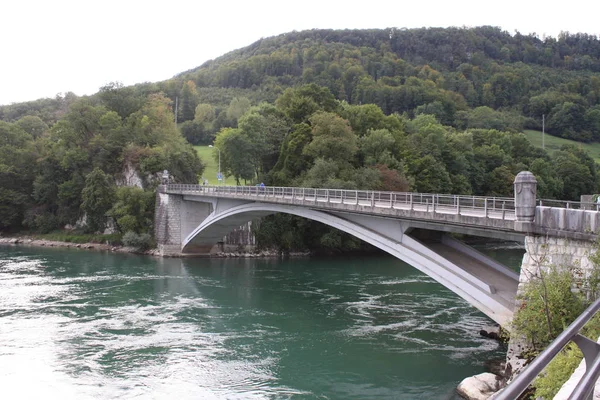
[{"x1": 154, "y1": 172, "x2": 600, "y2": 327}]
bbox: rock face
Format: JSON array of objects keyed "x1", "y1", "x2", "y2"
[{"x1": 457, "y1": 373, "x2": 501, "y2": 400}]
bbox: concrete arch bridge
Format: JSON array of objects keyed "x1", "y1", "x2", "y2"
[{"x1": 154, "y1": 172, "x2": 600, "y2": 327}]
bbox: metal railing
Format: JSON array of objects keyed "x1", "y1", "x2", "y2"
[
  {"x1": 538, "y1": 198, "x2": 600, "y2": 211},
  {"x1": 165, "y1": 184, "x2": 517, "y2": 221},
  {"x1": 496, "y1": 297, "x2": 600, "y2": 399}
]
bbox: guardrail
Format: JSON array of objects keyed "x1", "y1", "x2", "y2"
[
  {"x1": 164, "y1": 184, "x2": 517, "y2": 220},
  {"x1": 539, "y1": 198, "x2": 600, "y2": 210},
  {"x1": 495, "y1": 297, "x2": 600, "y2": 400}
]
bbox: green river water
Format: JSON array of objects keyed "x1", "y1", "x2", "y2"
[{"x1": 0, "y1": 245, "x2": 524, "y2": 399}]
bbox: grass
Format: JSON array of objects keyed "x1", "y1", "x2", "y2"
[
  {"x1": 194, "y1": 145, "x2": 235, "y2": 186},
  {"x1": 523, "y1": 130, "x2": 600, "y2": 163}
]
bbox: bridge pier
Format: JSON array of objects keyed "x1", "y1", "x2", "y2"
[
  {"x1": 505, "y1": 172, "x2": 600, "y2": 382},
  {"x1": 155, "y1": 186, "x2": 215, "y2": 256}
]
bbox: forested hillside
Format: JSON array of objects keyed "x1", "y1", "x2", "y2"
[{"x1": 1, "y1": 26, "x2": 600, "y2": 251}]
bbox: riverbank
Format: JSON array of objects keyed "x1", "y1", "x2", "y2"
[
  {"x1": 0, "y1": 236, "x2": 310, "y2": 258},
  {"x1": 0, "y1": 236, "x2": 138, "y2": 253}
]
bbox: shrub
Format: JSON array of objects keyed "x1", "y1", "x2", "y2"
[{"x1": 122, "y1": 231, "x2": 153, "y2": 251}]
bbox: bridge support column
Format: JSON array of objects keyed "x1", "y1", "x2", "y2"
[{"x1": 154, "y1": 186, "x2": 214, "y2": 256}]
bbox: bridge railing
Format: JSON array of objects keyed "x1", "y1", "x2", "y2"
[
  {"x1": 538, "y1": 198, "x2": 600, "y2": 210},
  {"x1": 165, "y1": 184, "x2": 517, "y2": 220}
]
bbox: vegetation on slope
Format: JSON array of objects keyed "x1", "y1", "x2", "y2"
[{"x1": 1, "y1": 27, "x2": 600, "y2": 252}]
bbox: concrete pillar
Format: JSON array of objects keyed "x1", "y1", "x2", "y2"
[{"x1": 514, "y1": 171, "x2": 537, "y2": 232}]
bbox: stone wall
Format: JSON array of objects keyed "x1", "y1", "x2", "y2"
[
  {"x1": 154, "y1": 190, "x2": 183, "y2": 256},
  {"x1": 506, "y1": 236, "x2": 597, "y2": 378}
]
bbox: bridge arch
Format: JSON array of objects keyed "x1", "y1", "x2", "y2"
[{"x1": 182, "y1": 201, "x2": 516, "y2": 326}]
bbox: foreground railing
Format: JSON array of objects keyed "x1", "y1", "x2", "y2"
[
  {"x1": 165, "y1": 184, "x2": 517, "y2": 220},
  {"x1": 496, "y1": 297, "x2": 600, "y2": 400}
]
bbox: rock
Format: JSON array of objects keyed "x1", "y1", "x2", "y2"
[
  {"x1": 484, "y1": 359, "x2": 506, "y2": 377},
  {"x1": 479, "y1": 325, "x2": 501, "y2": 341},
  {"x1": 457, "y1": 373, "x2": 501, "y2": 400}
]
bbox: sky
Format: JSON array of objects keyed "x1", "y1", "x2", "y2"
[{"x1": 1, "y1": 0, "x2": 599, "y2": 106}]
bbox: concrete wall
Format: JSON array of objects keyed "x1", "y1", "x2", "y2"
[
  {"x1": 527, "y1": 207, "x2": 600, "y2": 241},
  {"x1": 506, "y1": 236, "x2": 597, "y2": 377}
]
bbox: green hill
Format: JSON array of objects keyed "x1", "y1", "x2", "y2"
[
  {"x1": 4, "y1": 27, "x2": 600, "y2": 144},
  {"x1": 523, "y1": 130, "x2": 600, "y2": 163},
  {"x1": 2, "y1": 27, "x2": 600, "y2": 235}
]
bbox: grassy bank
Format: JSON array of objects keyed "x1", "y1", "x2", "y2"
[
  {"x1": 523, "y1": 130, "x2": 600, "y2": 163},
  {"x1": 194, "y1": 145, "x2": 234, "y2": 185}
]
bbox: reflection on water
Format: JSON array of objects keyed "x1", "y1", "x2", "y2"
[{"x1": 0, "y1": 245, "x2": 523, "y2": 399}]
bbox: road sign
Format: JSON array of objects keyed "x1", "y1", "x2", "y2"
[{"x1": 217, "y1": 172, "x2": 223, "y2": 181}]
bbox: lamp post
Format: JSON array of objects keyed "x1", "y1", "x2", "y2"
[{"x1": 208, "y1": 145, "x2": 221, "y2": 184}]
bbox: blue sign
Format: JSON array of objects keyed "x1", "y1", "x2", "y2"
[{"x1": 217, "y1": 172, "x2": 223, "y2": 181}]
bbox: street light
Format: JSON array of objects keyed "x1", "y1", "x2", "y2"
[{"x1": 208, "y1": 145, "x2": 221, "y2": 184}]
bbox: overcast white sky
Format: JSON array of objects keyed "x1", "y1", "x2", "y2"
[{"x1": 1, "y1": 0, "x2": 599, "y2": 106}]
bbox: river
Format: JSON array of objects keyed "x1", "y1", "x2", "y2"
[{"x1": 0, "y1": 244, "x2": 524, "y2": 399}]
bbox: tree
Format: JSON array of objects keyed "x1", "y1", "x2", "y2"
[
  {"x1": 81, "y1": 168, "x2": 115, "y2": 233},
  {"x1": 15, "y1": 115, "x2": 48, "y2": 139},
  {"x1": 276, "y1": 84, "x2": 338, "y2": 123},
  {"x1": 0, "y1": 122, "x2": 35, "y2": 230},
  {"x1": 179, "y1": 80, "x2": 199, "y2": 122},
  {"x1": 552, "y1": 146, "x2": 596, "y2": 200},
  {"x1": 213, "y1": 128, "x2": 255, "y2": 184},
  {"x1": 98, "y1": 81, "x2": 144, "y2": 119},
  {"x1": 304, "y1": 112, "x2": 357, "y2": 164},
  {"x1": 548, "y1": 102, "x2": 586, "y2": 140},
  {"x1": 270, "y1": 123, "x2": 312, "y2": 184},
  {"x1": 194, "y1": 103, "x2": 216, "y2": 124},
  {"x1": 225, "y1": 97, "x2": 251, "y2": 122},
  {"x1": 408, "y1": 155, "x2": 452, "y2": 193},
  {"x1": 108, "y1": 186, "x2": 155, "y2": 234},
  {"x1": 360, "y1": 129, "x2": 396, "y2": 166}
]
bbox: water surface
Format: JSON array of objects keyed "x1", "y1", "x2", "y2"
[{"x1": 0, "y1": 245, "x2": 523, "y2": 399}]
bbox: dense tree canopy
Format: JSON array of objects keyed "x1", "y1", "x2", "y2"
[{"x1": 2, "y1": 27, "x2": 600, "y2": 251}]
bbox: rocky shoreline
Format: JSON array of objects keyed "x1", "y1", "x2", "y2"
[
  {"x1": 0, "y1": 236, "x2": 310, "y2": 259},
  {"x1": 0, "y1": 236, "x2": 137, "y2": 253},
  {"x1": 456, "y1": 325, "x2": 508, "y2": 400}
]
